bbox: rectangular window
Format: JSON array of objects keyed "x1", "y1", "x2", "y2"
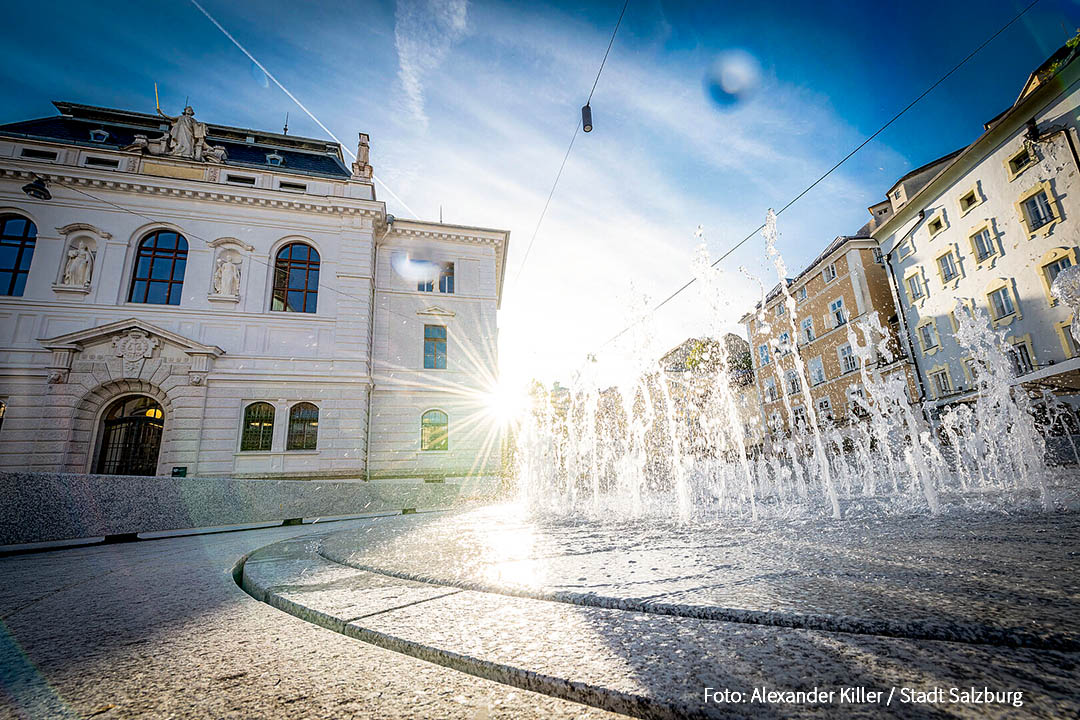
[
  {"x1": 226, "y1": 174, "x2": 257, "y2": 185},
  {"x1": 959, "y1": 189, "x2": 979, "y2": 213},
  {"x1": 906, "y1": 274, "x2": 924, "y2": 300},
  {"x1": 822, "y1": 263, "x2": 837, "y2": 283},
  {"x1": 1045, "y1": 257, "x2": 1073, "y2": 286},
  {"x1": 758, "y1": 344, "x2": 770, "y2": 367},
  {"x1": 989, "y1": 287, "x2": 1015, "y2": 319},
  {"x1": 417, "y1": 261, "x2": 454, "y2": 293},
  {"x1": 20, "y1": 148, "x2": 57, "y2": 161},
  {"x1": 931, "y1": 369, "x2": 952, "y2": 396},
  {"x1": 1024, "y1": 191, "x2": 1053, "y2": 230},
  {"x1": 938, "y1": 252, "x2": 958, "y2": 282},
  {"x1": 1007, "y1": 148, "x2": 1033, "y2": 177},
  {"x1": 1009, "y1": 342, "x2": 1034, "y2": 376},
  {"x1": 279, "y1": 181, "x2": 308, "y2": 192},
  {"x1": 897, "y1": 241, "x2": 912, "y2": 259},
  {"x1": 423, "y1": 325, "x2": 447, "y2": 369},
  {"x1": 764, "y1": 378, "x2": 777, "y2": 402},
  {"x1": 775, "y1": 302, "x2": 786, "y2": 317},
  {"x1": 808, "y1": 356, "x2": 826, "y2": 385},
  {"x1": 439, "y1": 262, "x2": 455, "y2": 293},
  {"x1": 786, "y1": 370, "x2": 801, "y2": 395},
  {"x1": 919, "y1": 324, "x2": 938, "y2": 350},
  {"x1": 817, "y1": 397, "x2": 833, "y2": 420},
  {"x1": 829, "y1": 298, "x2": 846, "y2": 327},
  {"x1": 792, "y1": 406, "x2": 808, "y2": 429},
  {"x1": 84, "y1": 156, "x2": 120, "y2": 169},
  {"x1": 839, "y1": 344, "x2": 858, "y2": 374},
  {"x1": 801, "y1": 316, "x2": 815, "y2": 343},
  {"x1": 927, "y1": 216, "x2": 944, "y2": 236},
  {"x1": 972, "y1": 228, "x2": 994, "y2": 261},
  {"x1": 778, "y1": 331, "x2": 791, "y2": 355},
  {"x1": 797, "y1": 286, "x2": 807, "y2": 302}
]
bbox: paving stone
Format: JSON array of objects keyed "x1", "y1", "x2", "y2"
[{"x1": 0, "y1": 519, "x2": 620, "y2": 720}]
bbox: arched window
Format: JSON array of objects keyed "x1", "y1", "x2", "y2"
[
  {"x1": 421, "y1": 410, "x2": 448, "y2": 451},
  {"x1": 0, "y1": 214, "x2": 38, "y2": 296},
  {"x1": 286, "y1": 402, "x2": 319, "y2": 450},
  {"x1": 129, "y1": 230, "x2": 188, "y2": 305},
  {"x1": 240, "y1": 402, "x2": 275, "y2": 451},
  {"x1": 272, "y1": 243, "x2": 319, "y2": 313}
]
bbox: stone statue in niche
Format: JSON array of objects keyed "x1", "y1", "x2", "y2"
[
  {"x1": 1051, "y1": 265, "x2": 1080, "y2": 347},
  {"x1": 212, "y1": 255, "x2": 242, "y2": 297},
  {"x1": 62, "y1": 242, "x2": 94, "y2": 287}
]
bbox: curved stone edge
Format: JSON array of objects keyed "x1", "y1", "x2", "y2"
[
  {"x1": 317, "y1": 542, "x2": 1080, "y2": 653},
  {"x1": 238, "y1": 535, "x2": 701, "y2": 720}
]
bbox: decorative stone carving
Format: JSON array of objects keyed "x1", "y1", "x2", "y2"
[
  {"x1": 112, "y1": 330, "x2": 159, "y2": 377},
  {"x1": 351, "y1": 132, "x2": 373, "y2": 179},
  {"x1": 1051, "y1": 265, "x2": 1080, "y2": 349},
  {"x1": 62, "y1": 242, "x2": 94, "y2": 288},
  {"x1": 208, "y1": 247, "x2": 244, "y2": 304},
  {"x1": 212, "y1": 256, "x2": 241, "y2": 296},
  {"x1": 123, "y1": 105, "x2": 227, "y2": 163},
  {"x1": 46, "y1": 370, "x2": 66, "y2": 384}
]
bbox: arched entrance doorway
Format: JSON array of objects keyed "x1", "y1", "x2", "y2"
[{"x1": 95, "y1": 396, "x2": 164, "y2": 476}]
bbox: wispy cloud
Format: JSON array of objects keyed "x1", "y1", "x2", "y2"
[{"x1": 394, "y1": 0, "x2": 469, "y2": 127}]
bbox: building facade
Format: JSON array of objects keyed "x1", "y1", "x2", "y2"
[
  {"x1": 740, "y1": 237, "x2": 917, "y2": 439},
  {"x1": 871, "y1": 45, "x2": 1080, "y2": 410},
  {"x1": 0, "y1": 102, "x2": 507, "y2": 482}
]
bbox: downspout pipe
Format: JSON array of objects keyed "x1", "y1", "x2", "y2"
[
  {"x1": 365, "y1": 218, "x2": 393, "y2": 482},
  {"x1": 883, "y1": 210, "x2": 928, "y2": 404}
]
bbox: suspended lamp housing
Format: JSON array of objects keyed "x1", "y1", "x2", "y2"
[
  {"x1": 22, "y1": 177, "x2": 51, "y2": 200},
  {"x1": 582, "y1": 104, "x2": 593, "y2": 133}
]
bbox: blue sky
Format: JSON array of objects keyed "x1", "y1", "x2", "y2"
[{"x1": 3, "y1": 0, "x2": 1077, "y2": 384}]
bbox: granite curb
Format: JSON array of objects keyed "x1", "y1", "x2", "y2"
[{"x1": 316, "y1": 545, "x2": 1079, "y2": 653}]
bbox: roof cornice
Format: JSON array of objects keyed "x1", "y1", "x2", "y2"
[
  {"x1": 872, "y1": 57, "x2": 1080, "y2": 241},
  {"x1": 0, "y1": 165, "x2": 384, "y2": 219}
]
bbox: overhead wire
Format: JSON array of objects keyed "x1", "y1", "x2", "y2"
[
  {"x1": 590, "y1": 0, "x2": 1043, "y2": 355},
  {"x1": 512, "y1": 0, "x2": 632, "y2": 286}
]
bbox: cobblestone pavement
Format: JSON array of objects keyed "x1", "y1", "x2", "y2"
[
  {"x1": 321, "y1": 505, "x2": 1080, "y2": 648},
  {"x1": 242, "y1": 510, "x2": 1080, "y2": 719},
  {"x1": 0, "y1": 518, "x2": 621, "y2": 720}
]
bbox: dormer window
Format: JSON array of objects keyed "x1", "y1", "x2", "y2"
[
  {"x1": 266, "y1": 152, "x2": 284, "y2": 167},
  {"x1": 89, "y1": 129, "x2": 110, "y2": 143}
]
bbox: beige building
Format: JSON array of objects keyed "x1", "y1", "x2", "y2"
[
  {"x1": 659, "y1": 334, "x2": 763, "y2": 449},
  {"x1": 870, "y1": 41, "x2": 1080, "y2": 411},
  {"x1": 740, "y1": 236, "x2": 917, "y2": 439}
]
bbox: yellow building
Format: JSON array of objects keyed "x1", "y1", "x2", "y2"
[{"x1": 739, "y1": 236, "x2": 917, "y2": 438}]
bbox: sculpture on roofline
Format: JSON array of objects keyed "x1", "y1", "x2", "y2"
[{"x1": 123, "y1": 104, "x2": 227, "y2": 163}]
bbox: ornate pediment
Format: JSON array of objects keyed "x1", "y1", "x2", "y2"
[
  {"x1": 40, "y1": 318, "x2": 223, "y2": 384},
  {"x1": 416, "y1": 306, "x2": 456, "y2": 318}
]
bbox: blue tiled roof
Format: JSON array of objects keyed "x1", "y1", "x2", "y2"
[{"x1": 0, "y1": 115, "x2": 351, "y2": 180}]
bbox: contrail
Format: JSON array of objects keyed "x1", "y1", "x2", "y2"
[{"x1": 188, "y1": 0, "x2": 418, "y2": 218}]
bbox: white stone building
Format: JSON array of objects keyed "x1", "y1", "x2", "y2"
[
  {"x1": 0, "y1": 102, "x2": 508, "y2": 482},
  {"x1": 870, "y1": 44, "x2": 1080, "y2": 411}
]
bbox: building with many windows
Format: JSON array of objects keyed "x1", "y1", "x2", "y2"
[
  {"x1": 740, "y1": 236, "x2": 917, "y2": 440},
  {"x1": 870, "y1": 42, "x2": 1080, "y2": 411},
  {"x1": 0, "y1": 101, "x2": 508, "y2": 482}
]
